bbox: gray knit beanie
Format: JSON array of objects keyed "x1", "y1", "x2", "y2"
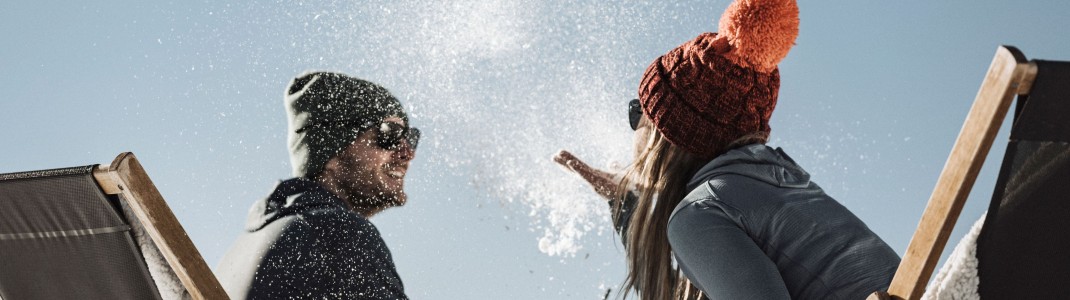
[{"x1": 285, "y1": 71, "x2": 408, "y2": 178}]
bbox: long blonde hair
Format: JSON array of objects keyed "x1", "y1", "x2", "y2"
[
  {"x1": 615, "y1": 117, "x2": 767, "y2": 300},
  {"x1": 615, "y1": 116, "x2": 706, "y2": 300}
]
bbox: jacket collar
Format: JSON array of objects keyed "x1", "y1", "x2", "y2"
[
  {"x1": 244, "y1": 177, "x2": 349, "y2": 231},
  {"x1": 686, "y1": 144, "x2": 811, "y2": 191}
]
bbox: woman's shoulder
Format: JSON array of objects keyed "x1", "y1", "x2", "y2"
[
  {"x1": 666, "y1": 183, "x2": 748, "y2": 245},
  {"x1": 669, "y1": 182, "x2": 738, "y2": 226},
  {"x1": 668, "y1": 175, "x2": 787, "y2": 236},
  {"x1": 676, "y1": 174, "x2": 773, "y2": 212}
]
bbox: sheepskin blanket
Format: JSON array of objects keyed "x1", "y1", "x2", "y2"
[
  {"x1": 120, "y1": 196, "x2": 192, "y2": 300},
  {"x1": 920, "y1": 213, "x2": 986, "y2": 300}
]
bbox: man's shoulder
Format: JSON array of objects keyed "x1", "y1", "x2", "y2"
[{"x1": 244, "y1": 206, "x2": 405, "y2": 299}]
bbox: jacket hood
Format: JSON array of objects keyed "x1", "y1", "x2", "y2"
[
  {"x1": 245, "y1": 177, "x2": 347, "y2": 231},
  {"x1": 686, "y1": 144, "x2": 811, "y2": 191}
]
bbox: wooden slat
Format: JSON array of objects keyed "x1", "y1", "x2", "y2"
[
  {"x1": 100, "y1": 152, "x2": 230, "y2": 300},
  {"x1": 92, "y1": 164, "x2": 122, "y2": 195},
  {"x1": 884, "y1": 45, "x2": 1036, "y2": 300}
]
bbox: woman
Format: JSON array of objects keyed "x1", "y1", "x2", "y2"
[{"x1": 555, "y1": 0, "x2": 900, "y2": 299}]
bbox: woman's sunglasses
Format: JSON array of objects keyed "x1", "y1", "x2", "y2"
[
  {"x1": 628, "y1": 99, "x2": 642, "y2": 131},
  {"x1": 376, "y1": 122, "x2": 420, "y2": 151}
]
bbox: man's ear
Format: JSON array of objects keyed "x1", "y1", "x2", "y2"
[{"x1": 313, "y1": 157, "x2": 336, "y2": 181}]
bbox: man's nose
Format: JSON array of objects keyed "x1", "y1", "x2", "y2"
[{"x1": 393, "y1": 140, "x2": 415, "y2": 162}]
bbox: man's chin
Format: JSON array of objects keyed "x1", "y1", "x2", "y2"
[
  {"x1": 346, "y1": 188, "x2": 406, "y2": 212},
  {"x1": 374, "y1": 191, "x2": 406, "y2": 209},
  {"x1": 389, "y1": 193, "x2": 408, "y2": 207}
]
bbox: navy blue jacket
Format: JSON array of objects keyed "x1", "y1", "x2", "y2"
[
  {"x1": 665, "y1": 144, "x2": 900, "y2": 299},
  {"x1": 217, "y1": 178, "x2": 407, "y2": 299}
]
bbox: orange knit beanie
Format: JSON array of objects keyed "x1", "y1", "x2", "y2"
[{"x1": 638, "y1": 0, "x2": 799, "y2": 159}]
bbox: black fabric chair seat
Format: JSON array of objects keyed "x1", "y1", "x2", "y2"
[
  {"x1": 978, "y1": 60, "x2": 1070, "y2": 299},
  {"x1": 0, "y1": 166, "x2": 162, "y2": 300}
]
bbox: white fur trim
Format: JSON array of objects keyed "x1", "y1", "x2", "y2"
[
  {"x1": 120, "y1": 196, "x2": 192, "y2": 300},
  {"x1": 920, "y1": 213, "x2": 986, "y2": 300}
]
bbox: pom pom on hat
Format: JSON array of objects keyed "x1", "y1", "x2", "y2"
[
  {"x1": 716, "y1": 0, "x2": 800, "y2": 73},
  {"x1": 638, "y1": 0, "x2": 799, "y2": 160}
]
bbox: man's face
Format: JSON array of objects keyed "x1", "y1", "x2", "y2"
[{"x1": 323, "y1": 116, "x2": 415, "y2": 215}]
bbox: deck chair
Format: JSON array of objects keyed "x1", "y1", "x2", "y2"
[
  {"x1": 0, "y1": 153, "x2": 228, "y2": 300},
  {"x1": 869, "y1": 46, "x2": 1070, "y2": 300}
]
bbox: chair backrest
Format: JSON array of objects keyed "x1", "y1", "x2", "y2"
[
  {"x1": 976, "y1": 59, "x2": 1070, "y2": 299},
  {"x1": 0, "y1": 153, "x2": 228, "y2": 300},
  {"x1": 870, "y1": 46, "x2": 1069, "y2": 300},
  {"x1": 0, "y1": 165, "x2": 163, "y2": 299}
]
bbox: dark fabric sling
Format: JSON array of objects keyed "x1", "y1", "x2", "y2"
[
  {"x1": 977, "y1": 60, "x2": 1070, "y2": 299},
  {"x1": 0, "y1": 166, "x2": 162, "y2": 300}
]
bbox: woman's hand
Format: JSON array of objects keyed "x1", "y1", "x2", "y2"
[{"x1": 553, "y1": 150, "x2": 620, "y2": 200}]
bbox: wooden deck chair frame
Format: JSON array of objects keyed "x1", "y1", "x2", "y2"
[
  {"x1": 868, "y1": 46, "x2": 1038, "y2": 300},
  {"x1": 93, "y1": 152, "x2": 229, "y2": 300}
]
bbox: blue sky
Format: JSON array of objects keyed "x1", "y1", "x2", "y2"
[{"x1": 3, "y1": 1, "x2": 1069, "y2": 298}]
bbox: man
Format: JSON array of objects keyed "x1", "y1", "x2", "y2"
[{"x1": 217, "y1": 71, "x2": 418, "y2": 299}]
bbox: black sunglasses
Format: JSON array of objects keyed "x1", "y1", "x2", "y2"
[
  {"x1": 628, "y1": 99, "x2": 642, "y2": 130},
  {"x1": 375, "y1": 122, "x2": 420, "y2": 151}
]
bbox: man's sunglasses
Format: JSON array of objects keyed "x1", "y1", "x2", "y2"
[
  {"x1": 376, "y1": 122, "x2": 420, "y2": 151},
  {"x1": 628, "y1": 99, "x2": 642, "y2": 131}
]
